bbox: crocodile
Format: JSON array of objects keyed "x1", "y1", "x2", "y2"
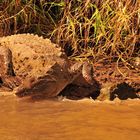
[{"x1": 0, "y1": 34, "x2": 98, "y2": 98}]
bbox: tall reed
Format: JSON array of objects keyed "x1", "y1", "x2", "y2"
[{"x1": 0, "y1": 0, "x2": 139, "y2": 61}]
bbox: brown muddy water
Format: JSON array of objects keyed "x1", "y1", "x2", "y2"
[{"x1": 0, "y1": 96, "x2": 140, "y2": 140}]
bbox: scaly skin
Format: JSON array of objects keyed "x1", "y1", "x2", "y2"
[{"x1": 0, "y1": 34, "x2": 96, "y2": 98}]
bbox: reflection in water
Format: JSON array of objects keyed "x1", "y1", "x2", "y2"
[{"x1": 0, "y1": 96, "x2": 140, "y2": 140}]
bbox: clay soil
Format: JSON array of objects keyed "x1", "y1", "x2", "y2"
[{"x1": 93, "y1": 59, "x2": 140, "y2": 100}]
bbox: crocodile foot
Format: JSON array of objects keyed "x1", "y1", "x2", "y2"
[{"x1": 1, "y1": 76, "x2": 21, "y2": 90}]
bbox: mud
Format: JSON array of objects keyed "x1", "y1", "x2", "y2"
[{"x1": 94, "y1": 59, "x2": 140, "y2": 100}]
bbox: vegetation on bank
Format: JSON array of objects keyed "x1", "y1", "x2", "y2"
[{"x1": 0, "y1": 0, "x2": 139, "y2": 63}]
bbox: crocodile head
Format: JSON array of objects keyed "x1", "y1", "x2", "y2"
[{"x1": 14, "y1": 61, "x2": 94, "y2": 98}]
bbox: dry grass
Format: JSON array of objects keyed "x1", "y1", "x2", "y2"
[{"x1": 0, "y1": 0, "x2": 139, "y2": 63}]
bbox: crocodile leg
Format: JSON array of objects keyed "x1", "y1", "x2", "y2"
[
  {"x1": 0, "y1": 46, "x2": 14, "y2": 75},
  {"x1": 0, "y1": 46, "x2": 21, "y2": 90}
]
